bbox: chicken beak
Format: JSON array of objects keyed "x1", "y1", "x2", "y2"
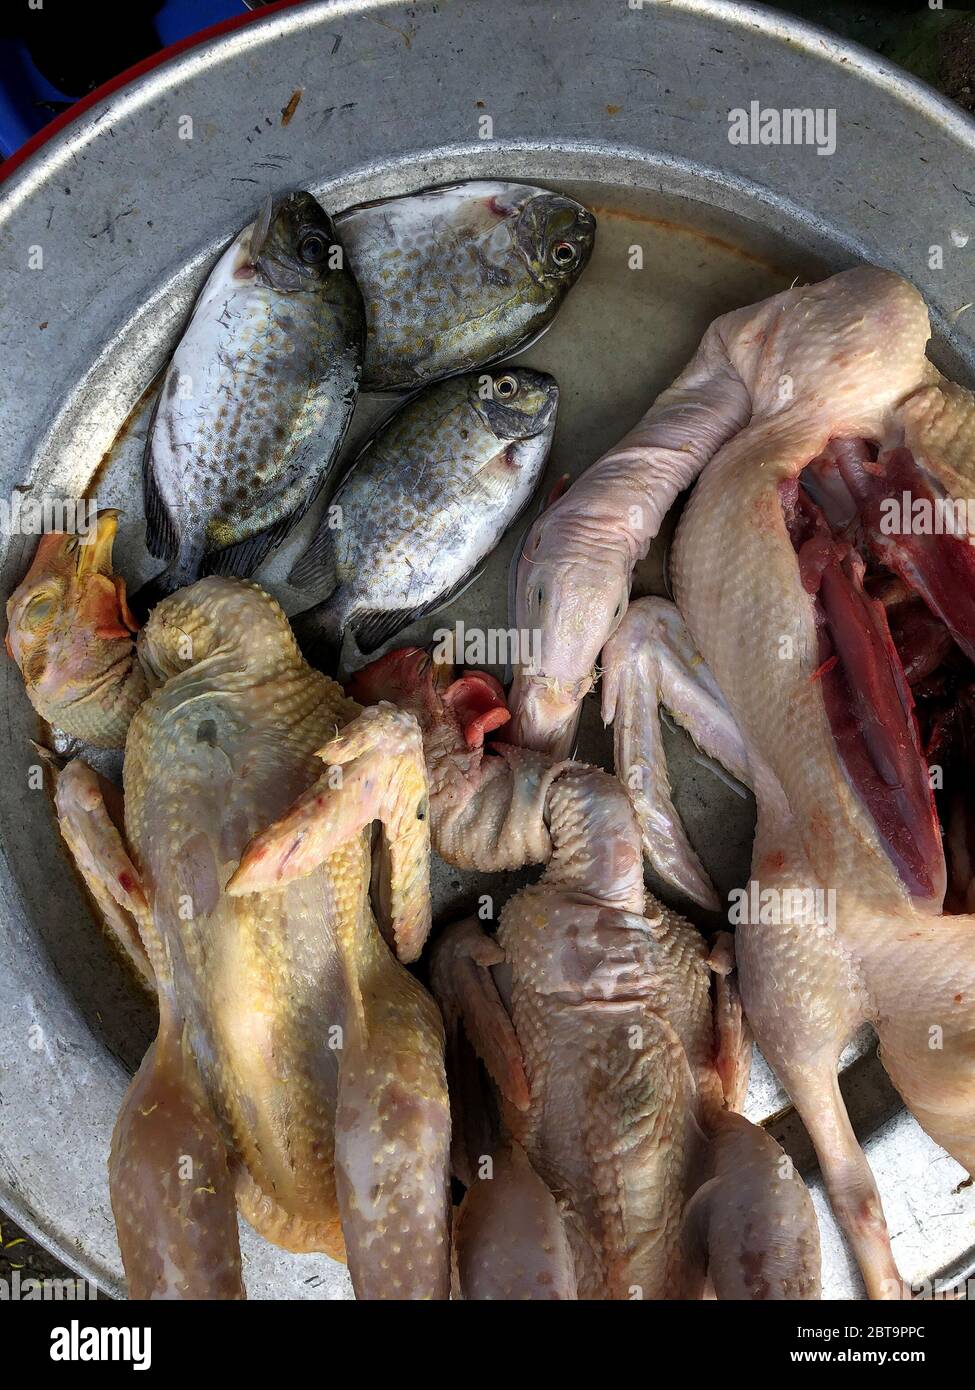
[{"x1": 74, "y1": 510, "x2": 119, "y2": 580}]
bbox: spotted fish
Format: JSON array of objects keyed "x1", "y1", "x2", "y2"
[
  {"x1": 138, "y1": 191, "x2": 364, "y2": 608},
  {"x1": 336, "y1": 181, "x2": 595, "y2": 391},
  {"x1": 289, "y1": 367, "x2": 559, "y2": 665}
]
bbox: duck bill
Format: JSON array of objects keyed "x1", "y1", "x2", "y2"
[{"x1": 507, "y1": 668, "x2": 585, "y2": 758}]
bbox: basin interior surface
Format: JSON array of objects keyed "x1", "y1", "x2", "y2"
[{"x1": 2, "y1": 0, "x2": 974, "y2": 1301}]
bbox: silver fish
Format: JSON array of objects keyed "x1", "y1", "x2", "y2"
[
  {"x1": 336, "y1": 181, "x2": 595, "y2": 391},
  {"x1": 138, "y1": 191, "x2": 364, "y2": 606},
  {"x1": 290, "y1": 367, "x2": 559, "y2": 663}
]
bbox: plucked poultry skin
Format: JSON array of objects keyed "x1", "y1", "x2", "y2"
[
  {"x1": 348, "y1": 647, "x2": 820, "y2": 1299},
  {"x1": 45, "y1": 576, "x2": 450, "y2": 1299},
  {"x1": 508, "y1": 266, "x2": 975, "y2": 1298},
  {"x1": 5, "y1": 512, "x2": 145, "y2": 747}
]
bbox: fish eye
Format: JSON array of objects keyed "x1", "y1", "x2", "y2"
[
  {"x1": 551, "y1": 240, "x2": 577, "y2": 267},
  {"x1": 493, "y1": 374, "x2": 519, "y2": 400},
  {"x1": 299, "y1": 232, "x2": 329, "y2": 265}
]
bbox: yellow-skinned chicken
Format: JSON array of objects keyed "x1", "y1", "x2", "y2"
[{"x1": 7, "y1": 554, "x2": 450, "y2": 1299}]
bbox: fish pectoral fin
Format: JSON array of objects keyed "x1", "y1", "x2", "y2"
[
  {"x1": 203, "y1": 505, "x2": 308, "y2": 581},
  {"x1": 142, "y1": 441, "x2": 180, "y2": 562},
  {"x1": 53, "y1": 758, "x2": 155, "y2": 991},
  {"x1": 287, "y1": 516, "x2": 337, "y2": 590},
  {"x1": 226, "y1": 703, "x2": 432, "y2": 960}
]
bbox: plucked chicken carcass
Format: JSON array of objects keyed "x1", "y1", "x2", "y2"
[
  {"x1": 509, "y1": 265, "x2": 975, "y2": 1298},
  {"x1": 346, "y1": 647, "x2": 820, "y2": 1299},
  {"x1": 8, "y1": 560, "x2": 450, "y2": 1298}
]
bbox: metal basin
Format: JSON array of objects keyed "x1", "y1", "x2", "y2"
[{"x1": 1, "y1": 0, "x2": 974, "y2": 1299}]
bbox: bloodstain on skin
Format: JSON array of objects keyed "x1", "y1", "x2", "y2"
[
  {"x1": 761, "y1": 850, "x2": 786, "y2": 875},
  {"x1": 281, "y1": 89, "x2": 303, "y2": 126},
  {"x1": 808, "y1": 810, "x2": 834, "y2": 859},
  {"x1": 752, "y1": 487, "x2": 784, "y2": 534}
]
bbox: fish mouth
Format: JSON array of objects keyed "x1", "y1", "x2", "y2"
[
  {"x1": 74, "y1": 509, "x2": 119, "y2": 579},
  {"x1": 532, "y1": 379, "x2": 560, "y2": 433},
  {"x1": 783, "y1": 437, "x2": 975, "y2": 908},
  {"x1": 249, "y1": 193, "x2": 275, "y2": 261}
]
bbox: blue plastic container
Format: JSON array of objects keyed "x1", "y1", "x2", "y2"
[{"x1": 0, "y1": 1, "x2": 248, "y2": 159}]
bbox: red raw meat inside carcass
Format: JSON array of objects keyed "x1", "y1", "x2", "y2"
[
  {"x1": 784, "y1": 479, "x2": 944, "y2": 899},
  {"x1": 787, "y1": 439, "x2": 975, "y2": 906},
  {"x1": 805, "y1": 441, "x2": 975, "y2": 663}
]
